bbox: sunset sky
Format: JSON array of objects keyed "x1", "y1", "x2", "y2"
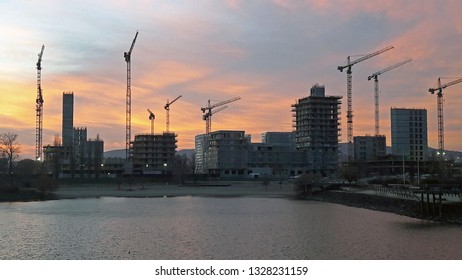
[{"x1": 2, "y1": 0, "x2": 462, "y2": 159}]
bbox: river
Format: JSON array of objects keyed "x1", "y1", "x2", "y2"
[{"x1": 1, "y1": 196, "x2": 461, "y2": 259}]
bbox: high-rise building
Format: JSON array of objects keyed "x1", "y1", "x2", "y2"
[
  {"x1": 62, "y1": 92, "x2": 74, "y2": 147},
  {"x1": 291, "y1": 84, "x2": 342, "y2": 175},
  {"x1": 391, "y1": 108, "x2": 428, "y2": 161}
]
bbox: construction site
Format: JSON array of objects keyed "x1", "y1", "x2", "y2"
[{"x1": 18, "y1": 30, "x2": 460, "y2": 183}]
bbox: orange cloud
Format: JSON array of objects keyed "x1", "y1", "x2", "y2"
[{"x1": 137, "y1": 60, "x2": 212, "y2": 91}]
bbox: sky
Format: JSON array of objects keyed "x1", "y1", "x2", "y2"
[{"x1": 2, "y1": 0, "x2": 462, "y2": 159}]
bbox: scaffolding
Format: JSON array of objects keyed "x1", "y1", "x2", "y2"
[{"x1": 292, "y1": 88, "x2": 342, "y2": 174}]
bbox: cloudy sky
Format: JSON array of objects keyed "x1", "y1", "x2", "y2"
[{"x1": 1, "y1": 0, "x2": 462, "y2": 159}]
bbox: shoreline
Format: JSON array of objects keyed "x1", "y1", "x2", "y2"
[
  {"x1": 307, "y1": 190, "x2": 462, "y2": 225},
  {"x1": 53, "y1": 182, "x2": 297, "y2": 200}
]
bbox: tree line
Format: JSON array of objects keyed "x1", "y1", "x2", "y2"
[{"x1": 0, "y1": 132, "x2": 58, "y2": 198}]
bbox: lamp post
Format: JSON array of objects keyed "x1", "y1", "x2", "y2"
[{"x1": 163, "y1": 163, "x2": 168, "y2": 184}]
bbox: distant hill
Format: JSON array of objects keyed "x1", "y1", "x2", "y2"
[
  {"x1": 104, "y1": 149, "x2": 125, "y2": 158},
  {"x1": 177, "y1": 149, "x2": 195, "y2": 159}
]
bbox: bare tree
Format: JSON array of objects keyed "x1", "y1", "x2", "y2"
[{"x1": 0, "y1": 132, "x2": 21, "y2": 174}]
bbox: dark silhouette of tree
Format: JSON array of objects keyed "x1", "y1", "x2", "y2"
[
  {"x1": 0, "y1": 132, "x2": 21, "y2": 175},
  {"x1": 340, "y1": 163, "x2": 361, "y2": 184},
  {"x1": 15, "y1": 159, "x2": 45, "y2": 175},
  {"x1": 171, "y1": 154, "x2": 192, "y2": 185},
  {"x1": 33, "y1": 175, "x2": 59, "y2": 198}
]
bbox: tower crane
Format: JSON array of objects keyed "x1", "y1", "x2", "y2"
[
  {"x1": 147, "y1": 109, "x2": 155, "y2": 134},
  {"x1": 36, "y1": 44, "x2": 45, "y2": 161},
  {"x1": 338, "y1": 45, "x2": 394, "y2": 159},
  {"x1": 202, "y1": 105, "x2": 228, "y2": 126},
  {"x1": 429, "y1": 77, "x2": 462, "y2": 157},
  {"x1": 201, "y1": 96, "x2": 241, "y2": 134},
  {"x1": 164, "y1": 95, "x2": 182, "y2": 132},
  {"x1": 124, "y1": 30, "x2": 139, "y2": 159},
  {"x1": 202, "y1": 106, "x2": 228, "y2": 136},
  {"x1": 368, "y1": 58, "x2": 412, "y2": 136}
]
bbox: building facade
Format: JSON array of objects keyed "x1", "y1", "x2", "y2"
[
  {"x1": 391, "y1": 108, "x2": 428, "y2": 161},
  {"x1": 205, "y1": 130, "x2": 250, "y2": 177},
  {"x1": 247, "y1": 143, "x2": 306, "y2": 177},
  {"x1": 353, "y1": 135, "x2": 386, "y2": 161},
  {"x1": 131, "y1": 132, "x2": 177, "y2": 175},
  {"x1": 261, "y1": 132, "x2": 296, "y2": 147},
  {"x1": 62, "y1": 92, "x2": 74, "y2": 147},
  {"x1": 194, "y1": 134, "x2": 210, "y2": 174},
  {"x1": 247, "y1": 131, "x2": 301, "y2": 177},
  {"x1": 195, "y1": 131, "x2": 250, "y2": 177},
  {"x1": 291, "y1": 84, "x2": 342, "y2": 175}
]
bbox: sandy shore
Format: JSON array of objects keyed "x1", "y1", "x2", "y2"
[{"x1": 55, "y1": 181, "x2": 297, "y2": 199}]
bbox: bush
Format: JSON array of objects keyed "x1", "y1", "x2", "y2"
[{"x1": 32, "y1": 176, "x2": 59, "y2": 198}]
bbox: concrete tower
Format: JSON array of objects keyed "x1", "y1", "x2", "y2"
[{"x1": 62, "y1": 92, "x2": 74, "y2": 147}]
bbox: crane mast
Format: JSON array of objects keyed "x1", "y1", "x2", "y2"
[
  {"x1": 202, "y1": 106, "x2": 228, "y2": 134},
  {"x1": 124, "y1": 31, "x2": 138, "y2": 159},
  {"x1": 36, "y1": 45, "x2": 45, "y2": 161},
  {"x1": 164, "y1": 95, "x2": 182, "y2": 132},
  {"x1": 368, "y1": 58, "x2": 412, "y2": 136},
  {"x1": 201, "y1": 97, "x2": 241, "y2": 134},
  {"x1": 429, "y1": 77, "x2": 462, "y2": 157},
  {"x1": 147, "y1": 109, "x2": 155, "y2": 134},
  {"x1": 338, "y1": 45, "x2": 394, "y2": 159}
]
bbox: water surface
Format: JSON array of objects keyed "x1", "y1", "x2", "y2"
[{"x1": 1, "y1": 196, "x2": 461, "y2": 259}]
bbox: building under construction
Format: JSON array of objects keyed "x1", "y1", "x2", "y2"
[
  {"x1": 131, "y1": 132, "x2": 177, "y2": 175},
  {"x1": 292, "y1": 84, "x2": 342, "y2": 176}
]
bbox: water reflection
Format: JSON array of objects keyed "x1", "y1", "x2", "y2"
[{"x1": 1, "y1": 197, "x2": 462, "y2": 259}]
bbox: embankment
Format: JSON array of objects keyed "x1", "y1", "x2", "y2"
[{"x1": 308, "y1": 190, "x2": 462, "y2": 224}]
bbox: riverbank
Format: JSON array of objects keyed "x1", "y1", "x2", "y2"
[
  {"x1": 308, "y1": 188, "x2": 462, "y2": 224},
  {"x1": 0, "y1": 189, "x2": 57, "y2": 202},
  {"x1": 54, "y1": 181, "x2": 296, "y2": 199}
]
